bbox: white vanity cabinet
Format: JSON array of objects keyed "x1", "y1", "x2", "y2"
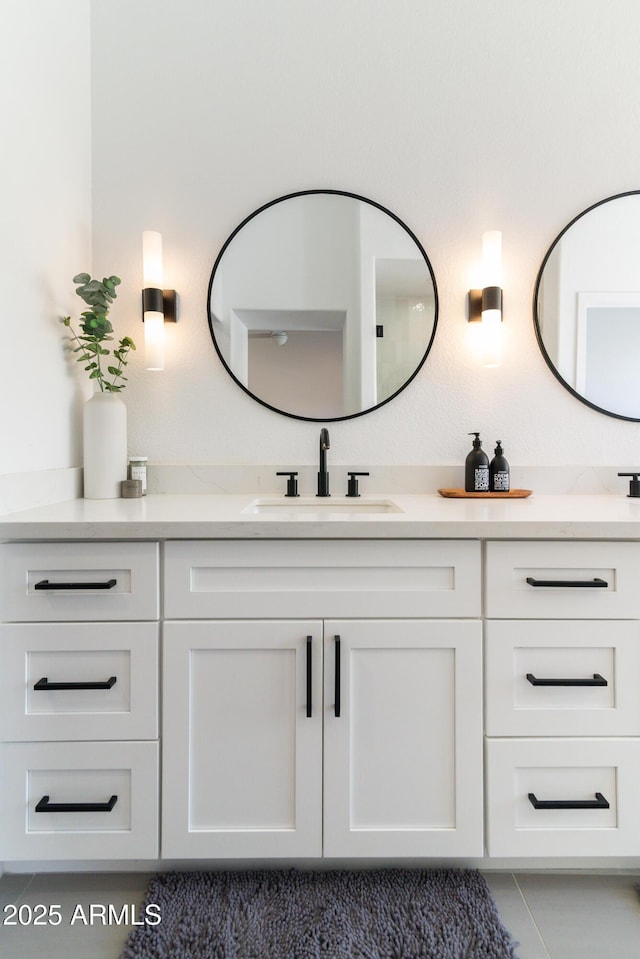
[
  {"x1": 4, "y1": 513, "x2": 638, "y2": 867},
  {"x1": 0, "y1": 542, "x2": 160, "y2": 861},
  {"x1": 161, "y1": 540, "x2": 483, "y2": 859},
  {"x1": 484, "y1": 540, "x2": 640, "y2": 858}
]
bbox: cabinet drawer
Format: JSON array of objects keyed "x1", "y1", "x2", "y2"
[
  {"x1": 486, "y1": 738, "x2": 640, "y2": 857},
  {"x1": 485, "y1": 620, "x2": 640, "y2": 737},
  {"x1": 485, "y1": 541, "x2": 640, "y2": 618},
  {"x1": 0, "y1": 623, "x2": 158, "y2": 741},
  {"x1": 0, "y1": 740, "x2": 159, "y2": 860},
  {"x1": 0, "y1": 542, "x2": 159, "y2": 622},
  {"x1": 164, "y1": 540, "x2": 481, "y2": 619}
]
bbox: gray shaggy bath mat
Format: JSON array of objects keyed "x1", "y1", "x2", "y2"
[{"x1": 119, "y1": 868, "x2": 519, "y2": 959}]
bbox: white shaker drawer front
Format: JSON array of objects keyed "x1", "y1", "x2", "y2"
[
  {"x1": 164, "y1": 540, "x2": 481, "y2": 619},
  {"x1": 485, "y1": 620, "x2": 640, "y2": 737},
  {"x1": 485, "y1": 541, "x2": 640, "y2": 619},
  {"x1": 0, "y1": 623, "x2": 158, "y2": 741},
  {"x1": 0, "y1": 740, "x2": 159, "y2": 860},
  {"x1": 0, "y1": 542, "x2": 159, "y2": 622},
  {"x1": 486, "y1": 738, "x2": 640, "y2": 857}
]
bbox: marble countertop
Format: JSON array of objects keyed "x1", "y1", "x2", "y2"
[{"x1": 1, "y1": 492, "x2": 640, "y2": 540}]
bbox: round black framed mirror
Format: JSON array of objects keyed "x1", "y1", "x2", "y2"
[
  {"x1": 534, "y1": 190, "x2": 640, "y2": 421},
  {"x1": 207, "y1": 190, "x2": 438, "y2": 421}
]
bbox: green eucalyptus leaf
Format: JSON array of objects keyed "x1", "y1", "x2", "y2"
[{"x1": 72, "y1": 272, "x2": 91, "y2": 284}]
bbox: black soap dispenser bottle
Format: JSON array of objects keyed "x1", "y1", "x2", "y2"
[
  {"x1": 490, "y1": 440, "x2": 510, "y2": 492},
  {"x1": 465, "y1": 433, "x2": 489, "y2": 492}
]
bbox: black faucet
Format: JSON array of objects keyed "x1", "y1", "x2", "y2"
[{"x1": 317, "y1": 428, "x2": 330, "y2": 497}]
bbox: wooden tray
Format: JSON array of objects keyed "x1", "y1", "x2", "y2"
[{"x1": 438, "y1": 488, "x2": 532, "y2": 499}]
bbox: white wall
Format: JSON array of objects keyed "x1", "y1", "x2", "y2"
[
  {"x1": 86, "y1": 1, "x2": 640, "y2": 470},
  {"x1": 1, "y1": 0, "x2": 91, "y2": 506}
]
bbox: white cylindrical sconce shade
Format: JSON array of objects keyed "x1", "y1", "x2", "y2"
[
  {"x1": 144, "y1": 312, "x2": 165, "y2": 371},
  {"x1": 478, "y1": 310, "x2": 502, "y2": 367},
  {"x1": 143, "y1": 230, "x2": 163, "y2": 287}
]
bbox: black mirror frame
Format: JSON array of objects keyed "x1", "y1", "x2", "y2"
[
  {"x1": 533, "y1": 189, "x2": 640, "y2": 423},
  {"x1": 207, "y1": 189, "x2": 439, "y2": 423}
]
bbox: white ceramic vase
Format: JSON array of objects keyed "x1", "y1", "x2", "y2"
[{"x1": 83, "y1": 391, "x2": 127, "y2": 499}]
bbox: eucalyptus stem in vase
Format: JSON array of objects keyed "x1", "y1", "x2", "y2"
[{"x1": 61, "y1": 273, "x2": 135, "y2": 391}]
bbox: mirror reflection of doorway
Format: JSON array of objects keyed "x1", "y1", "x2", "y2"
[{"x1": 248, "y1": 327, "x2": 344, "y2": 419}]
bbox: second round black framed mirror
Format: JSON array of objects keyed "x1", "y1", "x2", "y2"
[{"x1": 534, "y1": 190, "x2": 640, "y2": 421}]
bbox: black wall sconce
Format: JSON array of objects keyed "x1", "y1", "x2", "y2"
[
  {"x1": 142, "y1": 231, "x2": 177, "y2": 370},
  {"x1": 467, "y1": 230, "x2": 503, "y2": 367}
]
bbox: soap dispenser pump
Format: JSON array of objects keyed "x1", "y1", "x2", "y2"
[
  {"x1": 465, "y1": 433, "x2": 489, "y2": 492},
  {"x1": 490, "y1": 441, "x2": 510, "y2": 492}
]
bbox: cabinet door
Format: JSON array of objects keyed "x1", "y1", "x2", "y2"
[
  {"x1": 162, "y1": 620, "x2": 323, "y2": 859},
  {"x1": 323, "y1": 620, "x2": 483, "y2": 857}
]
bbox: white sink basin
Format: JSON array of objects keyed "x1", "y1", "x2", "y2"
[{"x1": 243, "y1": 496, "x2": 403, "y2": 516}]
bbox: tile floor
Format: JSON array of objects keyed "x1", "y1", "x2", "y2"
[{"x1": 0, "y1": 870, "x2": 638, "y2": 958}]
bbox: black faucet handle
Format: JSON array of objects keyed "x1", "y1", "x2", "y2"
[
  {"x1": 276, "y1": 471, "x2": 299, "y2": 497},
  {"x1": 618, "y1": 472, "x2": 640, "y2": 497},
  {"x1": 346, "y1": 471, "x2": 370, "y2": 497}
]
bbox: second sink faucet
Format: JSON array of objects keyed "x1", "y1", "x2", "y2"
[{"x1": 317, "y1": 428, "x2": 330, "y2": 497}]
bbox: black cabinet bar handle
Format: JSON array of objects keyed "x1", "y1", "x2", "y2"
[
  {"x1": 35, "y1": 794, "x2": 118, "y2": 813},
  {"x1": 334, "y1": 635, "x2": 341, "y2": 718},
  {"x1": 528, "y1": 791, "x2": 610, "y2": 810},
  {"x1": 306, "y1": 636, "x2": 312, "y2": 718},
  {"x1": 34, "y1": 676, "x2": 117, "y2": 691},
  {"x1": 34, "y1": 578, "x2": 117, "y2": 591},
  {"x1": 526, "y1": 672, "x2": 607, "y2": 687},
  {"x1": 526, "y1": 576, "x2": 608, "y2": 588}
]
